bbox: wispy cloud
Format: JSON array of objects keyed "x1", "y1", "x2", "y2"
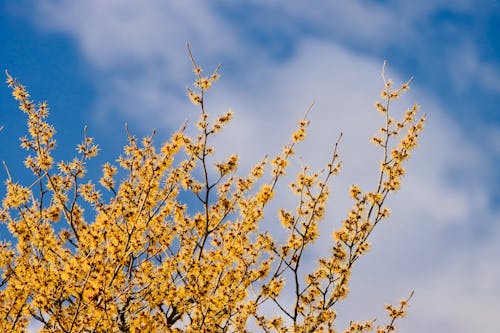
[
  {"x1": 449, "y1": 41, "x2": 500, "y2": 94},
  {"x1": 34, "y1": 1, "x2": 239, "y2": 70}
]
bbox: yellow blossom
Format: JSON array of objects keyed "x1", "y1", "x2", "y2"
[{"x1": 0, "y1": 61, "x2": 421, "y2": 332}]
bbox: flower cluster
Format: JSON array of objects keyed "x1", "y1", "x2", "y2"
[
  {"x1": 376, "y1": 291, "x2": 414, "y2": 332},
  {"x1": 0, "y1": 58, "x2": 423, "y2": 332}
]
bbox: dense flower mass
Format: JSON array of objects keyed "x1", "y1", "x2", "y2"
[{"x1": 0, "y1": 54, "x2": 424, "y2": 332}]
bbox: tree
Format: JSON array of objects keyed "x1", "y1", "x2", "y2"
[{"x1": 0, "y1": 48, "x2": 425, "y2": 332}]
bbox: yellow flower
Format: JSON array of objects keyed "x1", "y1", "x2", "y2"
[
  {"x1": 349, "y1": 184, "x2": 361, "y2": 200},
  {"x1": 0, "y1": 63, "x2": 421, "y2": 332},
  {"x1": 12, "y1": 86, "x2": 28, "y2": 100},
  {"x1": 256, "y1": 184, "x2": 274, "y2": 204},
  {"x1": 195, "y1": 77, "x2": 212, "y2": 90},
  {"x1": 187, "y1": 88, "x2": 202, "y2": 105}
]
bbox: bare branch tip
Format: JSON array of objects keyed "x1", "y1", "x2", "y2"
[
  {"x1": 2, "y1": 161, "x2": 12, "y2": 181},
  {"x1": 304, "y1": 101, "x2": 315, "y2": 118},
  {"x1": 381, "y1": 61, "x2": 388, "y2": 81},
  {"x1": 186, "y1": 42, "x2": 198, "y2": 69},
  {"x1": 179, "y1": 118, "x2": 189, "y2": 132}
]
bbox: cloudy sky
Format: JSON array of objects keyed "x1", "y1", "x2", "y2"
[{"x1": 0, "y1": 1, "x2": 499, "y2": 332}]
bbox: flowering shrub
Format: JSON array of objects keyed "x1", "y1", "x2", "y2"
[{"x1": 0, "y1": 49, "x2": 424, "y2": 332}]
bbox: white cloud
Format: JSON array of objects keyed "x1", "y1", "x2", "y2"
[
  {"x1": 34, "y1": 0, "x2": 239, "y2": 71},
  {"x1": 30, "y1": 0, "x2": 247, "y2": 131},
  {"x1": 216, "y1": 39, "x2": 499, "y2": 332},
  {"x1": 215, "y1": 0, "x2": 476, "y2": 52},
  {"x1": 180, "y1": 37, "x2": 499, "y2": 332},
  {"x1": 449, "y1": 42, "x2": 500, "y2": 94}
]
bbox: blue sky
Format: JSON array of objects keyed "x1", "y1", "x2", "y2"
[{"x1": 0, "y1": 1, "x2": 499, "y2": 332}]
